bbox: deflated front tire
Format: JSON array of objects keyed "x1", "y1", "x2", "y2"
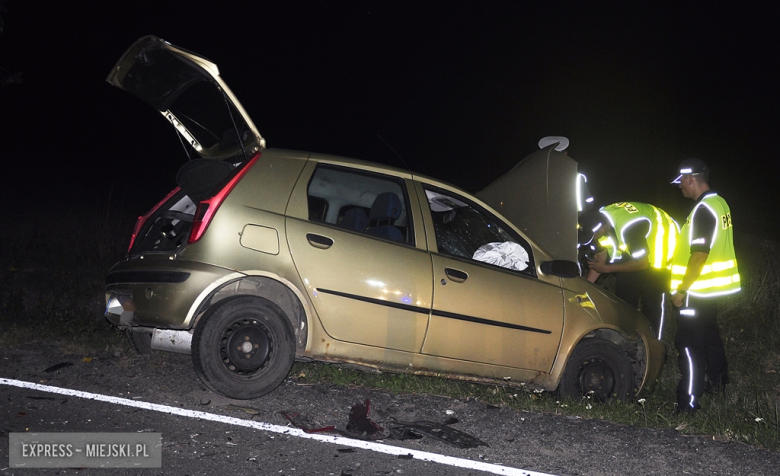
[{"x1": 558, "y1": 337, "x2": 635, "y2": 402}]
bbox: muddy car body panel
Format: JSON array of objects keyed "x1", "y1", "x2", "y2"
[{"x1": 105, "y1": 36, "x2": 665, "y2": 401}]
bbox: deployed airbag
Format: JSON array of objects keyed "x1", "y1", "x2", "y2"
[{"x1": 472, "y1": 242, "x2": 529, "y2": 271}]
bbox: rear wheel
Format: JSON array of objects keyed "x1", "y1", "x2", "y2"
[
  {"x1": 192, "y1": 296, "x2": 295, "y2": 399},
  {"x1": 558, "y1": 337, "x2": 634, "y2": 402},
  {"x1": 125, "y1": 329, "x2": 152, "y2": 355}
]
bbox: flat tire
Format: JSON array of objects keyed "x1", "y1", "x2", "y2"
[{"x1": 558, "y1": 337, "x2": 634, "y2": 402}]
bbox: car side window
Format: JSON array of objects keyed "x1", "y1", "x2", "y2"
[
  {"x1": 307, "y1": 165, "x2": 414, "y2": 245},
  {"x1": 424, "y1": 186, "x2": 535, "y2": 276}
]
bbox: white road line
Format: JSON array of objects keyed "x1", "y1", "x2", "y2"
[{"x1": 1, "y1": 378, "x2": 557, "y2": 476}]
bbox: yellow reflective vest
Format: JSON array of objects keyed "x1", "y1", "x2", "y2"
[
  {"x1": 670, "y1": 193, "x2": 740, "y2": 297},
  {"x1": 597, "y1": 202, "x2": 679, "y2": 269}
]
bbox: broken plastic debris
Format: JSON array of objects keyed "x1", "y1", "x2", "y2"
[
  {"x1": 388, "y1": 420, "x2": 488, "y2": 449},
  {"x1": 43, "y1": 362, "x2": 73, "y2": 373},
  {"x1": 339, "y1": 399, "x2": 389, "y2": 440},
  {"x1": 281, "y1": 399, "x2": 488, "y2": 448},
  {"x1": 281, "y1": 411, "x2": 336, "y2": 434},
  {"x1": 224, "y1": 404, "x2": 260, "y2": 415}
]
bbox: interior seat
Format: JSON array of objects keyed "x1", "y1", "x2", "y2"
[{"x1": 366, "y1": 192, "x2": 404, "y2": 242}]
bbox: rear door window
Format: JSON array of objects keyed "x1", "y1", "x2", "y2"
[{"x1": 307, "y1": 165, "x2": 414, "y2": 245}]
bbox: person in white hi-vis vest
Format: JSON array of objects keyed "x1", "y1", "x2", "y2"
[{"x1": 670, "y1": 157, "x2": 741, "y2": 413}]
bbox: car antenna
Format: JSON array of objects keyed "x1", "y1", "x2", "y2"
[{"x1": 377, "y1": 134, "x2": 411, "y2": 175}]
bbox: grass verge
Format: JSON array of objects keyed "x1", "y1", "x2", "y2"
[{"x1": 0, "y1": 201, "x2": 131, "y2": 352}]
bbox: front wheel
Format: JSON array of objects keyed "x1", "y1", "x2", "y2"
[
  {"x1": 558, "y1": 337, "x2": 635, "y2": 402},
  {"x1": 192, "y1": 296, "x2": 295, "y2": 399}
]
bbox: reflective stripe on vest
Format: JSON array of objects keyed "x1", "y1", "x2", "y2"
[
  {"x1": 598, "y1": 202, "x2": 679, "y2": 269},
  {"x1": 670, "y1": 193, "x2": 741, "y2": 297}
]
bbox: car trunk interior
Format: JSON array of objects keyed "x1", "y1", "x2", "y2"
[{"x1": 129, "y1": 158, "x2": 240, "y2": 255}]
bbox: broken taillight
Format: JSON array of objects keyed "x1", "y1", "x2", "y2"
[
  {"x1": 188, "y1": 152, "x2": 261, "y2": 244},
  {"x1": 128, "y1": 186, "x2": 182, "y2": 252}
]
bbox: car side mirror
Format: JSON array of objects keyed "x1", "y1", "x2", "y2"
[{"x1": 540, "y1": 260, "x2": 581, "y2": 278}]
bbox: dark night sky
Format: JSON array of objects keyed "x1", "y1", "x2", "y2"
[{"x1": 2, "y1": 1, "x2": 779, "y2": 238}]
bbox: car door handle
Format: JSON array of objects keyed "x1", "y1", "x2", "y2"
[
  {"x1": 444, "y1": 268, "x2": 468, "y2": 283},
  {"x1": 306, "y1": 233, "x2": 333, "y2": 249}
]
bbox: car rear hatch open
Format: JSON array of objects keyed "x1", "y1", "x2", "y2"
[
  {"x1": 107, "y1": 35, "x2": 265, "y2": 160},
  {"x1": 107, "y1": 36, "x2": 265, "y2": 255}
]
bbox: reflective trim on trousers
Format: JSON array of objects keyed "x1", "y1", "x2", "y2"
[
  {"x1": 657, "y1": 293, "x2": 666, "y2": 340},
  {"x1": 685, "y1": 347, "x2": 696, "y2": 408}
]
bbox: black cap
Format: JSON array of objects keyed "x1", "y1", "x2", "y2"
[
  {"x1": 671, "y1": 157, "x2": 710, "y2": 183},
  {"x1": 577, "y1": 208, "x2": 605, "y2": 247}
]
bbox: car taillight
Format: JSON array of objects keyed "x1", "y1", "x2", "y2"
[
  {"x1": 188, "y1": 152, "x2": 261, "y2": 244},
  {"x1": 128, "y1": 186, "x2": 182, "y2": 252}
]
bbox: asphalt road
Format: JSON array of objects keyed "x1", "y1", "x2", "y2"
[{"x1": 2, "y1": 343, "x2": 779, "y2": 475}]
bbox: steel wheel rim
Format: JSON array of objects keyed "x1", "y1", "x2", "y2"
[
  {"x1": 219, "y1": 318, "x2": 272, "y2": 375},
  {"x1": 578, "y1": 358, "x2": 615, "y2": 398}
]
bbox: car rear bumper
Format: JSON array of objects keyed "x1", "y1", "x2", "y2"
[{"x1": 104, "y1": 258, "x2": 237, "y2": 329}]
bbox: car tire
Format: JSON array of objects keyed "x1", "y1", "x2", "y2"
[
  {"x1": 125, "y1": 329, "x2": 152, "y2": 355},
  {"x1": 191, "y1": 295, "x2": 295, "y2": 400},
  {"x1": 558, "y1": 337, "x2": 634, "y2": 402}
]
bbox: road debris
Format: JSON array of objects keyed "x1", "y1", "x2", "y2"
[
  {"x1": 224, "y1": 404, "x2": 260, "y2": 415},
  {"x1": 281, "y1": 398, "x2": 488, "y2": 448},
  {"x1": 43, "y1": 362, "x2": 73, "y2": 373},
  {"x1": 339, "y1": 399, "x2": 390, "y2": 440},
  {"x1": 388, "y1": 420, "x2": 488, "y2": 449},
  {"x1": 281, "y1": 411, "x2": 336, "y2": 433}
]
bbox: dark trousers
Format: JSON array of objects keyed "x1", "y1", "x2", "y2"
[
  {"x1": 614, "y1": 267, "x2": 670, "y2": 339},
  {"x1": 674, "y1": 295, "x2": 729, "y2": 410}
]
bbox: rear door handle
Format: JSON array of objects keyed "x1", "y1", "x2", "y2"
[
  {"x1": 444, "y1": 268, "x2": 468, "y2": 283},
  {"x1": 307, "y1": 233, "x2": 333, "y2": 249}
]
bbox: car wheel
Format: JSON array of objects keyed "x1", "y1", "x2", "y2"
[
  {"x1": 125, "y1": 329, "x2": 152, "y2": 355},
  {"x1": 558, "y1": 337, "x2": 635, "y2": 402},
  {"x1": 191, "y1": 295, "x2": 295, "y2": 399}
]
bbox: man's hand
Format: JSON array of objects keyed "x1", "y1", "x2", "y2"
[
  {"x1": 672, "y1": 292, "x2": 684, "y2": 307},
  {"x1": 587, "y1": 252, "x2": 609, "y2": 274}
]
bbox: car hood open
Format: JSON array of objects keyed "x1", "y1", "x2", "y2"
[
  {"x1": 107, "y1": 36, "x2": 265, "y2": 160},
  {"x1": 476, "y1": 146, "x2": 578, "y2": 262}
]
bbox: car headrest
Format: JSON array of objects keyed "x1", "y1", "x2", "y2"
[{"x1": 369, "y1": 192, "x2": 402, "y2": 221}]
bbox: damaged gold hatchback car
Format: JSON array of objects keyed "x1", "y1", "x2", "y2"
[{"x1": 104, "y1": 36, "x2": 665, "y2": 401}]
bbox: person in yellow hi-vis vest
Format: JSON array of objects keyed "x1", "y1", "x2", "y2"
[
  {"x1": 670, "y1": 157, "x2": 740, "y2": 413},
  {"x1": 578, "y1": 202, "x2": 679, "y2": 340}
]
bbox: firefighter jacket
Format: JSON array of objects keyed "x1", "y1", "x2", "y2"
[
  {"x1": 597, "y1": 202, "x2": 679, "y2": 269},
  {"x1": 670, "y1": 192, "x2": 741, "y2": 297}
]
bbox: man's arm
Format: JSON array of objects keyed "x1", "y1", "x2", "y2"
[
  {"x1": 588, "y1": 254, "x2": 649, "y2": 276},
  {"x1": 588, "y1": 223, "x2": 650, "y2": 277},
  {"x1": 672, "y1": 251, "x2": 708, "y2": 307},
  {"x1": 672, "y1": 201, "x2": 718, "y2": 307},
  {"x1": 586, "y1": 249, "x2": 609, "y2": 283}
]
